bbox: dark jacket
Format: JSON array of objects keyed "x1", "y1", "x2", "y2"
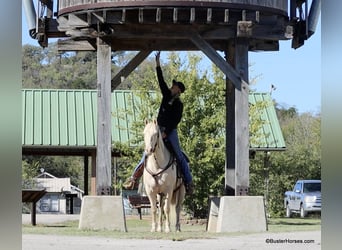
[{"x1": 156, "y1": 66, "x2": 183, "y2": 136}]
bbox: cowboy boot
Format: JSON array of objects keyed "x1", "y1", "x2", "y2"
[{"x1": 122, "y1": 162, "x2": 144, "y2": 189}]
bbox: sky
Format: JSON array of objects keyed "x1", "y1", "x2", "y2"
[{"x1": 22, "y1": 4, "x2": 321, "y2": 115}]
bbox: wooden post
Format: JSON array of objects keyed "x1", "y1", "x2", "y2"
[
  {"x1": 90, "y1": 150, "x2": 96, "y2": 195},
  {"x1": 225, "y1": 38, "x2": 249, "y2": 196},
  {"x1": 31, "y1": 202, "x2": 36, "y2": 226},
  {"x1": 96, "y1": 38, "x2": 112, "y2": 195},
  {"x1": 84, "y1": 155, "x2": 89, "y2": 196},
  {"x1": 234, "y1": 38, "x2": 250, "y2": 195},
  {"x1": 225, "y1": 40, "x2": 236, "y2": 195}
]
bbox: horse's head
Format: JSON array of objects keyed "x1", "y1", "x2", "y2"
[{"x1": 143, "y1": 120, "x2": 160, "y2": 155}]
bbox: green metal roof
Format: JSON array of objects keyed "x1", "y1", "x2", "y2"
[
  {"x1": 22, "y1": 89, "x2": 140, "y2": 148},
  {"x1": 249, "y1": 92, "x2": 286, "y2": 150},
  {"x1": 22, "y1": 89, "x2": 285, "y2": 151}
]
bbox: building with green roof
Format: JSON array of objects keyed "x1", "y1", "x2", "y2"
[{"x1": 22, "y1": 88, "x2": 285, "y2": 194}]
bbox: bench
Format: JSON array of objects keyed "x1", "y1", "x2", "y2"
[
  {"x1": 128, "y1": 195, "x2": 151, "y2": 220},
  {"x1": 22, "y1": 189, "x2": 47, "y2": 226}
]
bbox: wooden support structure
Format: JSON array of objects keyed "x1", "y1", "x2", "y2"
[
  {"x1": 32, "y1": 0, "x2": 293, "y2": 197},
  {"x1": 191, "y1": 35, "x2": 250, "y2": 195},
  {"x1": 224, "y1": 38, "x2": 250, "y2": 196},
  {"x1": 96, "y1": 38, "x2": 112, "y2": 195}
]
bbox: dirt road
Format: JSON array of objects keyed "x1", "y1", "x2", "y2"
[{"x1": 22, "y1": 214, "x2": 321, "y2": 250}]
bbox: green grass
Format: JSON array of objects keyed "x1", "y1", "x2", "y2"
[
  {"x1": 22, "y1": 216, "x2": 321, "y2": 240},
  {"x1": 267, "y1": 217, "x2": 321, "y2": 232}
]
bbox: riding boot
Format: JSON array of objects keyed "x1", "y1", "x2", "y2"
[{"x1": 122, "y1": 162, "x2": 144, "y2": 190}]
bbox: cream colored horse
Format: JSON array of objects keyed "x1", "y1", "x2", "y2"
[{"x1": 142, "y1": 120, "x2": 185, "y2": 232}]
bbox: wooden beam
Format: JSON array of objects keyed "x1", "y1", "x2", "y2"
[
  {"x1": 111, "y1": 50, "x2": 152, "y2": 91},
  {"x1": 190, "y1": 32, "x2": 244, "y2": 89},
  {"x1": 57, "y1": 39, "x2": 96, "y2": 52},
  {"x1": 96, "y1": 38, "x2": 112, "y2": 195},
  {"x1": 224, "y1": 38, "x2": 250, "y2": 196},
  {"x1": 234, "y1": 38, "x2": 250, "y2": 195},
  {"x1": 225, "y1": 41, "x2": 236, "y2": 196}
]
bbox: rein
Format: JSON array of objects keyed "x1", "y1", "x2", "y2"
[{"x1": 145, "y1": 151, "x2": 176, "y2": 178}]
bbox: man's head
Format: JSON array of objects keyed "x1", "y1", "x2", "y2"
[{"x1": 171, "y1": 80, "x2": 185, "y2": 95}]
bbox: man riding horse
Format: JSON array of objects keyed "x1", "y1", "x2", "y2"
[{"x1": 123, "y1": 51, "x2": 194, "y2": 195}]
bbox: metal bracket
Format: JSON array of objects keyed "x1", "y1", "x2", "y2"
[
  {"x1": 236, "y1": 185, "x2": 249, "y2": 196},
  {"x1": 237, "y1": 21, "x2": 253, "y2": 37},
  {"x1": 97, "y1": 186, "x2": 112, "y2": 195}
]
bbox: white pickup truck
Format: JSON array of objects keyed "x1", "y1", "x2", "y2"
[{"x1": 284, "y1": 180, "x2": 321, "y2": 218}]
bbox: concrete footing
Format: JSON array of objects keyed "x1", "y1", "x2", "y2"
[
  {"x1": 207, "y1": 196, "x2": 267, "y2": 233},
  {"x1": 79, "y1": 196, "x2": 127, "y2": 231}
]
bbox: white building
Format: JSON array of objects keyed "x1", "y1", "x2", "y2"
[{"x1": 34, "y1": 172, "x2": 84, "y2": 214}]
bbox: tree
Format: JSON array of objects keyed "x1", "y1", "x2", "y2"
[
  {"x1": 124, "y1": 52, "x2": 274, "y2": 217},
  {"x1": 22, "y1": 42, "x2": 123, "y2": 89},
  {"x1": 22, "y1": 155, "x2": 84, "y2": 188},
  {"x1": 249, "y1": 107, "x2": 321, "y2": 217}
]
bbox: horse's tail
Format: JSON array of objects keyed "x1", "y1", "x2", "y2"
[{"x1": 170, "y1": 179, "x2": 185, "y2": 229}]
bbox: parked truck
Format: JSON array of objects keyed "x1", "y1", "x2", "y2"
[{"x1": 284, "y1": 180, "x2": 321, "y2": 218}]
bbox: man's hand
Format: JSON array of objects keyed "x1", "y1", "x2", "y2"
[
  {"x1": 155, "y1": 51, "x2": 161, "y2": 67},
  {"x1": 161, "y1": 132, "x2": 167, "y2": 139}
]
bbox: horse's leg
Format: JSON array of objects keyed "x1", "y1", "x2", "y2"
[
  {"x1": 157, "y1": 194, "x2": 163, "y2": 232},
  {"x1": 175, "y1": 185, "x2": 185, "y2": 232},
  {"x1": 163, "y1": 193, "x2": 172, "y2": 233},
  {"x1": 175, "y1": 196, "x2": 181, "y2": 232},
  {"x1": 148, "y1": 195, "x2": 157, "y2": 232}
]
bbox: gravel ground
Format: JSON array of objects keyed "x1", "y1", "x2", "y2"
[{"x1": 22, "y1": 214, "x2": 321, "y2": 250}]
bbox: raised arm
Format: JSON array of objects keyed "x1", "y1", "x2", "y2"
[{"x1": 155, "y1": 51, "x2": 169, "y2": 96}]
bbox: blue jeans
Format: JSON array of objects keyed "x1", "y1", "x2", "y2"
[
  {"x1": 132, "y1": 129, "x2": 192, "y2": 184},
  {"x1": 166, "y1": 129, "x2": 192, "y2": 184}
]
